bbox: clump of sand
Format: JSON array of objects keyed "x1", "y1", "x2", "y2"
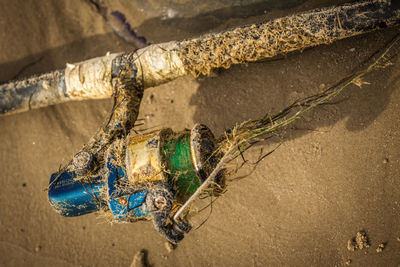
[
  {"x1": 347, "y1": 231, "x2": 370, "y2": 251},
  {"x1": 376, "y1": 243, "x2": 385, "y2": 253}
]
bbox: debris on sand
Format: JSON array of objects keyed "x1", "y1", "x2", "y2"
[
  {"x1": 355, "y1": 231, "x2": 370, "y2": 249},
  {"x1": 347, "y1": 240, "x2": 356, "y2": 252},
  {"x1": 347, "y1": 231, "x2": 370, "y2": 251},
  {"x1": 345, "y1": 259, "x2": 352, "y2": 265},
  {"x1": 131, "y1": 250, "x2": 145, "y2": 267},
  {"x1": 165, "y1": 242, "x2": 176, "y2": 253},
  {"x1": 376, "y1": 243, "x2": 385, "y2": 253},
  {"x1": 130, "y1": 249, "x2": 150, "y2": 267}
]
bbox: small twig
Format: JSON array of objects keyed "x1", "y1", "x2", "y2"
[{"x1": 173, "y1": 145, "x2": 235, "y2": 221}]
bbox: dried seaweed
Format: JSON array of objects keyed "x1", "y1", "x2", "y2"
[{"x1": 179, "y1": 0, "x2": 400, "y2": 76}]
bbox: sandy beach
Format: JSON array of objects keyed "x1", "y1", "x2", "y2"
[{"x1": 0, "y1": 0, "x2": 399, "y2": 266}]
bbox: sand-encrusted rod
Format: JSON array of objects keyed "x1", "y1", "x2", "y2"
[
  {"x1": 177, "y1": 0, "x2": 400, "y2": 76},
  {"x1": 1, "y1": 0, "x2": 399, "y2": 115}
]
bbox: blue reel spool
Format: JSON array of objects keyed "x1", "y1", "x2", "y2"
[{"x1": 48, "y1": 155, "x2": 149, "y2": 220}]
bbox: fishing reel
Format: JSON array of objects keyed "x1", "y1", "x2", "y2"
[
  {"x1": 44, "y1": 51, "x2": 225, "y2": 244},
  {"x1": 48, "y1": 123, "x2": 223, "y2": 243}
]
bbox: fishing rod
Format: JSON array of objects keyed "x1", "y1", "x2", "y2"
[
  {"x1": 1, "y1": 0, "x2": 399, "y2": 244},
  {"x1": 1, "y1": 0, "x2": 399, "y2": 115}
]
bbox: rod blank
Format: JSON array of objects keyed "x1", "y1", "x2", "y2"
[{"x1": 1, "y1": 0, "x2": 399, "y2": 116}]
